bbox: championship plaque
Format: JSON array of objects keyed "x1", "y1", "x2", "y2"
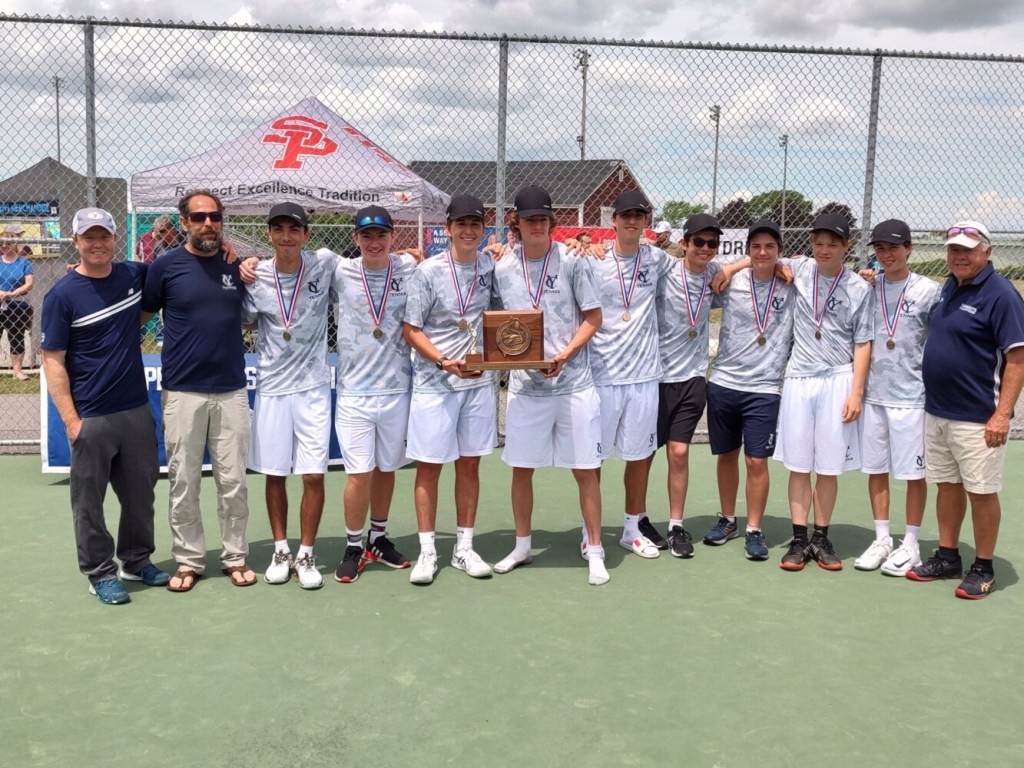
[{"x1": 463, "y1": 310, "x2": 555, "y2": 371}]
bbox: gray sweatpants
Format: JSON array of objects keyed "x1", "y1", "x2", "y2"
[{"x1": 69, "y1": 404, "x2": 159, "y2": 583}]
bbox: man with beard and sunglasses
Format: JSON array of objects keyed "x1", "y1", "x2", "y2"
[{"x1": 142, "y1": 190, "x2": 255, "y2": 593}]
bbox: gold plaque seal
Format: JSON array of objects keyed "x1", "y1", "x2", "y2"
[{"x1": 496, "y1": 317, "x2": 531, "y2": 357}]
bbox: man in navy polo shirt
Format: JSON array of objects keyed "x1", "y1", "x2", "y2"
[
  {"x1": 913, "y1": 220, "x2": 1024, "y2": 599},
  {"x1": 42, "y1": 208, "x2": 169, "y2": 605},
  {"x1": 143, "y1": 190, "x2": 254, "y2": 592}
]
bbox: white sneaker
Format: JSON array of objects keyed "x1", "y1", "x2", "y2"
[
  {"x1": 493, "y1": 549, "x2": 534, "y2": 574},
  {"x1": 618, "y1": 534, "x2": 660, "y2": 559},
  {"x1": 451, "y1": 547, "x2": 493, "y2": 578},
  {"x1": 293, "y1": 554, "x2": 323, "y2": 590},
  {"x1": 264, "y1": 551, "x2": 293, "y2": 584},
  {"x1": 587, "y1": 550, "x2": 610, "y2": 586},
  {"x1": 409, "y1": 551, "x2": 439, "y2": 585},
  {"x1": 854, "y1": 536, "x2": 893, "y2": 571},
  {"x1": 881, "y1": 540, "x2": 922, "y2": 576}
]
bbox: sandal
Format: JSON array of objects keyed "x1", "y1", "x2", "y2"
[
  {"x1": 167, "y1": 568, "x2": 200, "y2": 593},
  {"x1": 221, "y1": 563, "x2": 257, "y2": 587}
]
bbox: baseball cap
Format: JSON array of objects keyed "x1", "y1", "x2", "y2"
[
  {"x1": 869, "y1": 219, "x2": 912, "y2": 245},
  {"x1": 72, "y1": 208, "x2": 117, "y2": 235},
  {"x1": 811, "y1": 212, "x2": 850, "y2": 240},
  {"x1": 612, "y1": 190, "x2": 652, "y2": 215},
  {"x1": 2, "y1": 223, "x2": 25, "y2": 236},
  {"x1": 353, "y1": 205, "x2": 394, "y2": 233},
  {"x1": 268, "y1": 202, "x2": 309, "y2": 228},
  {"x1": 652, "y1": 221, "x2": 672, "y2": 234},
  {"x1": 747, "y1": 220, "x2": 782, "y2": 245},
  {"x1": 446, "y1": 194, "x2": 485, "y2": 221},
  {"x1": 683, "y1": 213, "x2": 723, "y2": 238},
  {"x1": 945, "y1": 220, "x2": 991, "y2": 248},
  {"x1": 514, "y1": 186, "x2": 555, "y2": 219}
]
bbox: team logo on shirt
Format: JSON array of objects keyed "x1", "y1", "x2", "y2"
[
  {"x1": 545, "y1": 274, "x2": 558, "y2": 290},
  {"x1": 478, "y1": 275, "x2": 490, "y2": 289},
  {"x1": 959, "y1": 304, "x2": 977, "y2": 315},
  {"x1": 826, "y1": 296, "x2": 844, "y2": 311},
  {"x1": 636, "y1": 268, "x2": 652, "y2": 287},
  {"x1": 221, "y1": 275, "x2": 235, "y2": 290},
  {"x1": 307, "y1": 277, "x2": 323, "y2": 295},
  {"x1": 902, "y1": 298, "x2": 916, "y2": 314},
  {"x1": 772, "y1": 297, "x2": 785, "y2": 310},
  {"x1": 390, "y1": 276, "x2": 405, "y2": 293}
]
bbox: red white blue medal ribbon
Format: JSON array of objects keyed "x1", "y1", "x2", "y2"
[
  {"x1": 522, "y1": 243, "x2": 553, "y2": 309},
  {"x1": 681, "y1": 262, "x2": 709, "y2": 331},
  {"x1": 361, "y1": 256, "x2": 393, "y2": 329},
  {"x1": 880, "y1": 274, "x2": 909, "y2": 342},
  {"x1": 750, "y1": 273, "x2": 778, "y2": 338},
  {"x1": 813, "y1": 266, "x2": 844, "y2": 334},
  {"x1": 615, "y1": 246, "x2": 643, "y2": 314},
  {"x1": 274, "y1": 254, "x2": 306, "y2": 338},
  {"x1": 446, "y1": 249, "x2": 477, "y2": 323}
]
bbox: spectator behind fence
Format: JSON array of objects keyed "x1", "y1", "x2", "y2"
[
  {"x1": 653, "y1": 220, "x2": 684, "y2": 258},
  {"x1": 41, "y1": 207, "x2": 169, "y2": 606},
  {"x1": 913, "y1": 221, "x2": 1024, "y2": 599},
  {"x1": 136, "y1": 215, "x2": 184, "y2": 264},
  {"x1": 0, "y1": 222, "x2": 35, "y2": 380}
]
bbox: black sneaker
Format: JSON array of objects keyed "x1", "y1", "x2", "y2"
[
  {"x1": 779, "y1": 538, "x2": 810, "y2": 571},
  {"x1": 954, "y1": 565, "x2": 996, "y2": 600},
  {"x1": 638, "y1": 517, "x2": 669, "y2": 550},
  {"x1": 334, "y1": 546, "x2": 365, "y2": 583},
  {"x1": 906, "y1": 551, "x2": 963, "y2": 582},
  {"x1": 364, "y1": 535, "x2": 411, "y2": 569},
  {"x1": 667, "y1": 527, "x2": 694, "y2": 559},
  {"x1": 809, "y1": 534, "x2": 843, "y2": 571}
]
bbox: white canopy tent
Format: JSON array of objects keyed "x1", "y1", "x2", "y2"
[{"x1": 130, "y1": 97, "x2": 449, "y2": 245}]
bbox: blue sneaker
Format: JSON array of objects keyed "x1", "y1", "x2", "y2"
[
  {"x1": 703, "y1": 516, "x2": 739, "y2": 546},
  {"x1": 89, "y1": 578, "x2": 131, "y2": 605},
  {"x1": 744, "y1": 530, "x2": 769, "y2": 561},
  {"x1": 118, "y1": 563, "x2": 171, "y2": 587}
]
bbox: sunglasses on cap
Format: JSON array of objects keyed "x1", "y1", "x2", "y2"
[
  {"x1": 689, "y1": 236, "x2": 719, "y2": 249},
  {"x1": 356, "y1": 215, "x2": 391, "y2": 229},
  {"x1": 946, "y1": 226, "x2": 988, "y2": 242},
  {"x1": 187, "y1": 211, "x2": 223, "y2": 223}
]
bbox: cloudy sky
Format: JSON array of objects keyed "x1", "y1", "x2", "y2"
[
  {"x1": 10, "y1": 0, "x2": 1021, "y2": 55},
  {"x1": 2, "y1": 2, "x2": 1024, "y2": 232}
]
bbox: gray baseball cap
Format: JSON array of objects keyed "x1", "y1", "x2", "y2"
[{"x1": 72, "y1": 207, "x2": 117, "y2": 235}]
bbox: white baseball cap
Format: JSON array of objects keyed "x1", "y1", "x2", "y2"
[
  {"x1": 72, "y1": 207, "x2": 117, "y2": 235},
  {"x1": 653, "y1": 221, "x2": 672, "y2": 234},
  {"x1": 945, "y1": 220, "x2": 990, "y2": 248}
]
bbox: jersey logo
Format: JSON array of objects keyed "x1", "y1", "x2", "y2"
[
  {"x1": 636, "y1": 268, "x2": 652, "y2": 286},
  {"x1": 902, "y1": 298, "x2": 916, "y2": 314},
  {"x1": 307, "y1": 277, "x2": 322, "y2": 295},
  {"x1": 478, "y1": 275, "x2": 490, "y2": 289},
  {"x1": 262, "y1": 115, "x2": 339, "y2": 170},
  {"x1": 545, "y1": 274, "x2": 558, "y2": 290},
  {"x1": 959, "y1": 303, "x2": 977, "y2": 315},
  {"x1": 771, "y1": 297, "x2": 784, "y2": 310},
  {"x1": 826, "y1": 296, "x2": 844, "y2": 311},
  {"x1": 221, "y1": 274, "x2": 235, "y2": 289},
  {"x1": 390, "y1": 277, "x2": 404, "y2": 292}
]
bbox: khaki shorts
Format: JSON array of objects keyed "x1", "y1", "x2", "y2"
[{"x1": 924, "y1": 414, "x2": 1006, "y2": 494}]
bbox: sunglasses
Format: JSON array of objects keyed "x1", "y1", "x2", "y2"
[
  {"x1": 356, "y1": 215, "x2": 391, "y2": 229},
  {"x1": 946, "y1": 226, "x2": 988, "y2": 242},
  {"x1": 689, "y1": 237, "x2": 720, "y2": 249},
  {"x1": 187, "y1": 211, "x2": 223, "y2": 223}
]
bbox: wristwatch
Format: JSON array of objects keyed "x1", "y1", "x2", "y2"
[{"x1": 435, "y1": 356, "x2": 448, "y2": 370}]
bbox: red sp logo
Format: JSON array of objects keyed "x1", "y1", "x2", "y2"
[{"x1": 262, "y1": 115, "x2": 339, "y2": 170}]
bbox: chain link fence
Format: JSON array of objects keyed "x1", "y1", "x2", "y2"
[{"x1": 2, "y1": 15, "x2": 1024, "y2": 449}]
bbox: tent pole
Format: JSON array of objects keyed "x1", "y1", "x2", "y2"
[{"x1": 417, "y1": 212, "x2": 424, "y2": 254}]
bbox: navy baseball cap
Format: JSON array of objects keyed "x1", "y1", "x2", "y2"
[
  {"x1": 268, "y1": 202, "x2": 309, "y2": 228},
  {"x1": 747, "y1": 220, "x2": 782, "y2": 245},
  {"x1": 811, "y1": 212, "x2": 851, "y2": 240},
  {"x1": 683, "y1": 213, "x2": 723, "y2": 237},
  {"x1": 514, "y1": 186, "x2": 555, "y2": 219},
  {"x1": 612, "y1": 190, "x2": 652, "y2": 215},
  {"x1": 446, "y1": 194, "x2": 486, "y2": 221},
  {"x1": 869, "y1": 219, "x2": 912, "y2": 245},
  {"x1": 353, "y1": 205, "x2": 394, "y2": 233}
]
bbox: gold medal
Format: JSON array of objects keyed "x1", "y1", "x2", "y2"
[
  {"x1": 283, "y1": 330, "x2": 291, "y2": 341},
  {"x1": 886, "y1": 338, "x2": 896, "y2": 350},
  {"x1": 757, "y1": 335, "x2": 766, "y2": 346},
  {"x1": 373, "y1": 327, "x2": 384, "y2": 341},
  {"x1": 687, "y1": 329, "x2": 697, "y2": 340},
  {"x1": 814, "y1": 329, "x2": 822, "y2": 340},
  {"x1": 458, "y1": 318, "x2": 469, "y2": 331},
  {"x1": 622, "y1": 311, "x2": 632, "y2": 322}
]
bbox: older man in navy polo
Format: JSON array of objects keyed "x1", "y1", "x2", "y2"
[{"x1": 913, "y1": 220, "x2": 1024, "y2": 599}]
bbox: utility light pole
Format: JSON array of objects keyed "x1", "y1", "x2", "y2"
[
  {"x1": 710, "y1": 105, "x2": 721, "y2": 214},
  {"x1": 576, "y1": 49, "x2": 590, "y2": 161}
]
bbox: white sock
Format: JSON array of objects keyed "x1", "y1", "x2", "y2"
[
  {"x1": 346, "y1": 527, "x2": 364, "y2": 548},
  {"x1": 512, "y1": 535, "x2": 532, "y2": 556},
  {"x1": 746, "y1": 525, "x2": 760, "y2": 533},
  {"x1": 874, "y1": 520, "x2": 891, "y2": 541},
  {"x1": 456, "y1": 527, "x2": 474, "y2": 550},
  {"x1": 297, "y1": 544, "x2": 313, "y2": 559},
  {"x1": 668, "y1": 519, "x2": 683, "y2": 531},
  {"x1": 274, "y1": 539, "x2": 290, "y2": 554},
  {"x1": 904, "y1": 525, "x2": 921, "y2": 548},
  {"x1": 587, "y1": 546, "x2": 609, "y2": 585},
  {"x1": 419, "y1": 531, "x2": 436, "y2": 555},
  {"x1": 724, "y1": 515, "x2": 736, "y2": 524},
  {"x1": 623, "y1": 513, "x2": 640, "y2": 538}
]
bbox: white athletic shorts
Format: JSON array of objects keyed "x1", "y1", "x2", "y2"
[
  {"x1": 247, "y1": 384, "x2": 331, "y2": 476},
  {"x1": 335, "y1": 392, "x2": 411, "y2": 474},
  {"x1": 774, "y1": 367, "x2": 861, "y2": 475},
  {"x1": 596, "y1": 381, "x2": 658, "y2": 461},
  {"x1": 860, "y1": 402, "x2": 926, "y2": 479},
  {"x1": 925, "y1": 414, "x2": 1006, "y2": 494},
  {"x1": 406, "y1": 386, "x2": 496, "y2": 464},
  {"x1": 502, "y1": 385, "x2": 601, "y2": 469}
]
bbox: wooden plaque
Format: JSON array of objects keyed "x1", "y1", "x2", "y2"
[{"x1": 463, "y1": 309, "x2": 555, "y2": 371}]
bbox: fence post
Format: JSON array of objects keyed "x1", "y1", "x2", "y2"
[
  {"x1": 860, "y1": 52, "x2": 884, "y2": 268},
  {"x1": 495, "y1": 35, "x2": 509, "y2": 244},
  {"x1": 84, "y1": 19, "x2": 97, "y2": 206}
]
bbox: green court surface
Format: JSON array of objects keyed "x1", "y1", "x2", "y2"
[{"x1": 4, "y1": 449, "x2": 1024, "y2": 768}]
